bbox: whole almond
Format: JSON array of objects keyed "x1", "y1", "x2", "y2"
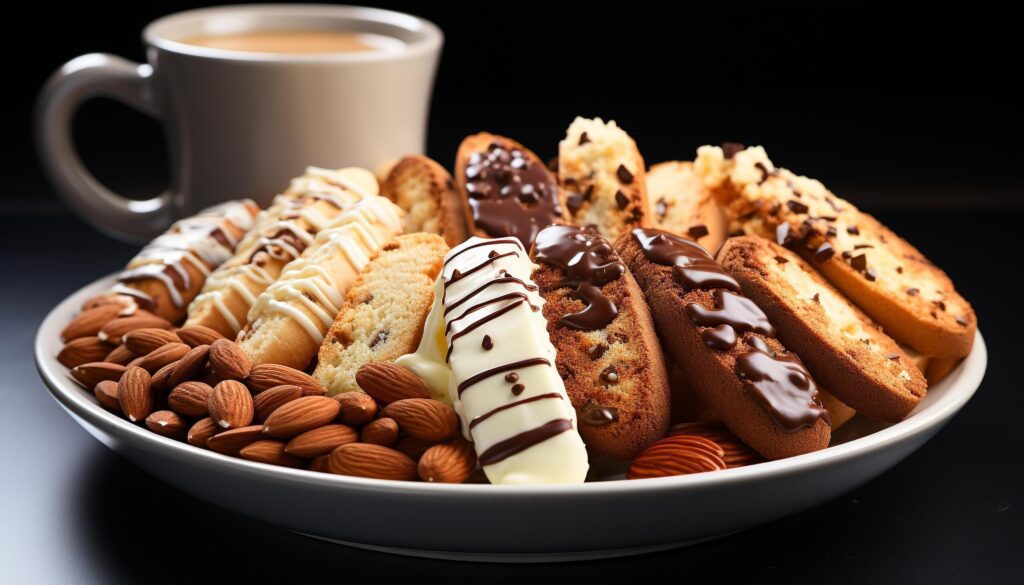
[
  {"x1": 175, "y1": 325, "x2": 225, "y2": 348},
  {"x1": 97, "y1": 312, "x2": 174, "y2": 343},
  {"x1": 262, "y1": 396, "x2": 340, "y2": 438},
  {"x1": 149, "y1": 362, "x2": 177, "y2": 392},
  {"x1": 360, "y1": 417, "x2": 399, "y2": 446},
  {"x1": 134, "y1": 342, "x2": 190, "y2": 373},
  {"x1": 81, "y1": 293, "x2": 138, "y2": 313},
  {"x1": 285, "y1": 424, "x2": 358, "y2": 458},
  {"x1": 355, "y1": 362, "x2": 431, "y2": 404},
  {"x1": 167, "y1": 381, "x2": 214, "y2": 417},
  {"x1": 61, "y1": 304, "x2": 123, "y2": 342},
  {"x1": 382, "y1": 398, "x2": 458, "y2": 442},
  {"x1": 240, "y1": 440, "x2": 305, "y2": 468},
  {"x1": 164, "y1": 344, "x2": 211, "y2": 389},
  {"x1": 626, "y1": 435, "x2": 727, "y2": 480},
  {"x1": 393, "y1": 435, "x2": 435, "y2": 461},
  {"x1": 124, "y1": 328, "x2": 181, "y2": 354},
  {"x1": 418, "y1": 440, "x2": 477, "y2": 483},
  {"x1": 145, "y1": 410, "x2": 186, "y2": 438},
  {"x1": 104, "y1": 344, "x2": 136, "y2": 365},
  {"x1": 93, "y1": 380, "x2": 121, "y2": 412},
  {"x1": 334, "y1": 392, "x2": 378, "y2": 427},
  {"x1": 70, "y1": 362, "x2": 127, "y2": 388},
  {"x1": 206, "y1": 425, "x2": 263, "y2": 455},
  {"x1": 208, "y1": 339, "x2": 251, "y2": 380},
  {"x1": 188, "y1": 417, "x2": 220, "y2": 448},
  {"x1": 58, "y1": 336, "x2": 115, "y2": 368},
  {"x1": 309, "y1": 455, "x2": 330, "y2": 473},
  {"x1": 253, "y1": 385, "x2": 303, "y2": 423},
  {"x1": 247, "y1": 363, "x2": 324, "y2": 396},
  {"x1": 118, "y1": 366, "x2": 153, "y2": 422},
  {"x1": 209, "y1": 380, "x2": 254, "y2": 429},
  {"x1": 327, "y1": 443, "x2": 417, "y2": 481}
]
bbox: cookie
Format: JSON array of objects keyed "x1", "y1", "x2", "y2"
[
  {"x1": 530, "y1": 224, "x2": 670, "y2": 460},
  {"x1": 647, "y1": 161, "x2": 729, "y2": 254},
  {"x1": 695, "y1": 144, "x2": 976, "y2": 358},
  {"x1": 615, "y1": 228, "x2": 831, "y2": 460},
  {"x1": 455, "y1": 133, "x2": 567, "y2": 247},
  {"x1": 313, "y1": 233, "x2": 449, "y2": 396},
  {"x1": 381, "y1": 155, "x2": 468, "y2": 248},
  {"x1": 558, "y1": 117, "x2": 649, "y2": 240},
  {"x1": 719, "y1": 236, "x2": 927, "y2": 422}
]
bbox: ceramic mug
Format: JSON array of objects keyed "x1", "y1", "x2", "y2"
[{"x1": 35, "y1": 4, "x2": 443, "y2": 242}]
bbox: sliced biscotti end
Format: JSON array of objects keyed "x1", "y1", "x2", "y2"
[
  {"x1": 647, "y1": 161, "x2": 730, "y2": 254},
  {"x1": 313, "y1": 234, "x2": 449, "y2": 396},
  {"x1": 694, "y1": 144, "x2": 976, "y2": 358},
  {"x1": 381, "y1": 155, "x2": 467, "y2": 248},
  {"x1": 530, "y1": 225, "x2": 670, "y2": 460},
  {"x1": 719, "y1": 236, "x2": 927, "y2": 422},
  {"x1": 558, "y1": 117, "x2": 648, "y2": 240}
]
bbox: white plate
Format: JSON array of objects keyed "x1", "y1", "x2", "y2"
[{"x1": 35, "y1": 272, "x2": 987, "y2": 562}]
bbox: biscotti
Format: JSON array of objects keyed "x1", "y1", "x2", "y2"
[
  {"x1": 530, "y1": 224, "x2": 670, "y2": 460},
  {"x1": 398, "y1": 237, "x2": 589, "y2": 484},
  {"x1": 185, "y1": 168, "x2": 377, "y2": 337},
  {"x1": 695, "y1": 144, "x2": 976, "y2": 358},
  {"x1": 615, "y1": 228, "x2": 831, "y2": 460},
  {"x1": 455, "y1": 133, "x2": 567, "y2": 247},
  {"x1": 558, "y1": 117, "x2": 649, "y2": 240},
  {"x1": 647, "y1": 161, "x2": 729, "y2": 254},
  {"x1": 99, "y1": 200, "x2": 259, "y2": 323},
  {"x1": 719, "y1": 236, "x2": 927, "y2": 422},
  {"x1": 314, "y1": 233, "x2": 449, "y2": 396},
  {"x1": 238, "y1": 196, "x2": 405, "y2": 370},
  {"x1": 381, "y1": 155, "x2": 467, "y2": 248}
]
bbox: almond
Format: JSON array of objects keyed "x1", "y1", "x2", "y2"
[
  {"x1": 81, "y1": 292, "x2": 138, "y2": 313},
  {"x1": 93, "y1": 380, "x2": 121, "y2": 412},
  {"x1": 206, "y1": 425, "x2": 263, "y2": 455},
  {"x1": 70, "y1": 362, "x2": 127, "y2": 388},
  {"x1": 145, "y1": 410, "x2": 186, "y2": 438},
  {"x1": 247, "y1": 363, "x2": 325, "y2": 396},
  {"x1": 253, "y1": 385, "x2": 303, "y2": 423},
  {"x1": 239, "y1": 440, "x2": 305, "y2": 468},
  {"x1": 309, "y1": 455, "x2": 330, "y2": 473},
  {"x1": 118, "y1": 366, "x2": 153, "y2": 422},
  {"x1": 355, "y1": 361, "x2": 431, "y2": 404},
  {"x1": 124, "y1": 328, "x2": 181, "y2": 354},
  {"x1": 164, "y1": 344, "x2": 211, "y2": 388},
  {"x1": 334, "y1": 392, "x2": 378, "y2": 427},
  {"x1": 392, "y1": 435, "x2": 435, "y2": 461},
  {"x1": 360, "y1": 417, "x2": 399, "y2": 446},
  {"x1": 262, "y1": 396, "x2": 340, "y2": 438},
  {"x1": 626, "y1": 435, "x2": 727, "y2": 480},
  {"x1": 208, "y1": 339, "x2": 251, "y2": 380},
  {"x1": 61, "y1": 304, "x2": 123, "y2": 342},
  {"x1": 209, "y1": 380, "x2": 254, "y2": 429},
  {"x1": 167, "y1": 381, "x2": 214, "y2": 417},
  {"x1": 133, "y1": 342, "x2": 190, "y2": 373},
  {"x1": 175, "y1": 325, "x2": 225, "y2": 348},
  {"x1": 58, "y1": 336, "x2": 115, "y2": 368},
  {"x1": 97, "y1": 312, "x2": 174, "y2": 343},
  {"x1": 418, "y1": 440, "x2": 477, "y2": 483},
  {"x1": 327, "y1": 443, "x2": 417, "y2": 481},
  {"x1": 667, "y1": 422, "x2": 762, "y2": 468},
  {"x1": 382, "y1": 398, "x2": 458, "y2": 442},
  {"x1": 104, "y1": 344, "x2": 136, "y2": 365},
  {"x1": 285, "y1": 424, "x2": 358, "y2": 458},
  {"x1": 149, "y1": 362, "x2": 177, "y2": 392},
  {"x1": 187, "y1": 417, "x2": 219, "y2": 448}
]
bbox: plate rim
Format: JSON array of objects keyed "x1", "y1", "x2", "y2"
[{"x1": 35, "y1": 271, "x2": 987, "y2": 497}]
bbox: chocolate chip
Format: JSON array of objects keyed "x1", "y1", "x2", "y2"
[
  {"x1": 854, "y1": 244, "x2": 874, "y2": 250},
  {"x1": 600, "y1": 366, "x2": 619, "y2": 383},
  {"x1": 482, "y1": 335, "x2": 493, "y2": 350},
  {"x1": 792, "y1": 190, "x2": 803, "y2": 199},
  {"x1": 787, "y1": 200, "x2": 810, "y2": 214},
  {"x1": 896, "y1": 266, "x2": 904, "y2": 274},
  {"x1": 722, "y1": 142, "x2": 745, "y2": 159},
  {"x1": 505, "y1": 372, "x2": 519, "y2": 383},
  {"x1": 886, "y1": 353, "x2": 900, "y2": 360},
  {"x1": 547, "y1": 156, "x2": 559, "y2": 172},
  {"x1": 511, "y1": 384, "x2": 525, "y2": 396},
  {"x1": 370, "y1": 329, "x2": 388, "y2": 349},
  {"x1": 630, "y1": 207, "x2": 643, "y2": 223},
  {"x1": 488, "y1": 250, "x2": 499, "y2": 258},
  {"x1": 655, "y1": 198, "x2": 668, "y2": 218},
  {"x1": 579, "y1": 132, "x2": 590, "y2": 145},
  {"x1": 847, "y1": 225, "x2": 860, "y2": 235},
  {"x1": 907, "y1": 288, "x2": 920, "y2": 296},
  {"x1": 776, "y1": 223, "x2": 791, "y2": 246},
  {"x1": 933, "y1": 300, "x2": 946, "y2": 311},
  {"x1": 826, "y1": 226, "x2": 838, "y2": 238},
  {"x1": 812, "y1": 293, "x2": 820, "y2": 304},
  {"x1": 813, "y1": 242, "x2": 835, "y2": 262},
  {"x1": 774, "y1": 255, "x2": 789, "y2": 264},
  {"x1": 582, "y1": 184, "x2": 594, "y2": 201},
  {"x1": 567, "y1": 193, "x2": 585, "y2": 215},
  {"x1": 865, "y1": 268, "x2": 877, "y2": 281},
  {"x1": 754, "y1": 162, "x2": 774, "y2": 184},
  {"x1": 842, "y1": 251, "x2": 853, "y2": 259},
  {"x1": 615, "y1": 190, "x2": 629, "y2": 210},
  {"x1": 589, "y1": 342, "x2": 608, "y2": 360},
  {"x1": 768, "y1": 203, "x2": 781, "y2": 216},
  {"x1": 729, "y1": 229, "x2": 746, "y2": 238},
  {"x1": 850, "y1": 254, "x2": 867, "y2": 271},
  {"x1": 688, "y1": 224, "x2": 710, "y2": 239},
  {"x1": 956, "y1": 315, "x2": 969, "y2": 326},
  {"x1": 616, "y1": 164, "x2": 634, "y2": 185}
]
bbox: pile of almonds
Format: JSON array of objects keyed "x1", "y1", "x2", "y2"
[
  {"x1": 59, "y1": 301, "x2": 477, "y2": 483},
  {"x1": 626, "y1": 421, "x2": 762, "y2": 480}
]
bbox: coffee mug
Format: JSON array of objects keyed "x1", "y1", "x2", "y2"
[{"x1": 35, "y1": 4, "x2": 443, "y2": 242}]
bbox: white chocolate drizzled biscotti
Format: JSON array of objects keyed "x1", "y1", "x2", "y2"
[
  {"x1": 185, "y1": 167, "x2": 376, "y2": 337},
  {"x1": 398, "y1": 237, "x2": 589, "y2": 484},
  {"x1": 238, "y1": 196, "x2": 405, "y2": 370}
]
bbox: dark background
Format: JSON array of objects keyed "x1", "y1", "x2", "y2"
[{"x1": 2, "y1": 2, "x2": 1021, "y2": 583}]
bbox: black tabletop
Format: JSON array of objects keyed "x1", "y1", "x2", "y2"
[{"x1": 1, "y1": 209, "x2": 1019, "y2": 584}]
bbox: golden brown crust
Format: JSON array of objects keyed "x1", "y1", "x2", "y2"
[
  {"x1": 719, "y1": 236, "x2": 927, "y2": 422},
  {"x1": 647, "y1": 161, "x2": 729, "y2": 254},
  {"x1": 614, "y1": 233, "x2": 831, "y2": 460},
  {"x1": 381, "y1": 155, "x2": 468, "y2": 248},
  {"x1": 925, "y1": 357, "x2": 960, "y2": 385}
]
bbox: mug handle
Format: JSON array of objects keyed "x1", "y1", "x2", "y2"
[{"x1": 35, "y1": 53, "x2": 175, "y2": 243}]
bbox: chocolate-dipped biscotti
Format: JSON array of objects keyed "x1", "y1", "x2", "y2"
[
  {"x1": 615, "y1": 228, "x2": 831, "y2": 460},
  {"x1": 530, "y1": 224, "x2": 670, "y2": 460}
]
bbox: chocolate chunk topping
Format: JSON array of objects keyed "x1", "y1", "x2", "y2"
[
  {"x1": 687, "y1": 224, "x2": 710, "y2": 239},
  {"x1": 907, "y1": 288, "x2": 920, "y2": 296},
  {"x1": 896, "y1": 266, "x2": 904, "y2": 274},
  {"x1": 579, "y1": 401, "x2": 619, "y2": 426},
  {"x1": 812, "y1": 293, "x2": 820, "y2": 304},
  {"x1": 579, "y1": 132, "x2": 590, "y2": 145},
  {"x1": 846, "y1": 225, "x2": 860, "y2": 235},
  {"x1": 566, "y1": 192, "x2": 585, "y2": 215},
  {"x1": 722, "y1": 142, "x2": 745, "y2": 159},
  {"x1": 854, "y1": 244, "x2": 874, "y2": 250},
  {"x1": 850, "y1": 254, "x2": 868, "y2": 271},
  {"x1": 865, "y1": 268, "x2": 877, "y2": 281},
  {"x1": 370, "y1": 329, "x2": 388, "y2": 349},
  {"x1": 886, "y1": 353, "x2": 901, "y2": 360},
  {"x1": 813, "y1": 242, "x2": 835, "y2": 262},
  {"x1": 826, "y1": 226, "x2": 838, "y2": 238},
  {"x1": 769, "y1": 202, "x2": 782, "y2": 216},
  {"x1": 787, "y1": 200, "x2": 810, "y2": 214},
  {"x1": 754, "y1": 162, "x2": 775, "y2": 184},
  {"x1": 774, "y1": 255, "x2": 789, "y2": 264},
  {"x1": 615, "y1": 190, "x2": 629, "y2": 210},
  {"x1": 934, "y1": 300, "x2": 947, "y2": 311},
  {"x1": 511, "y1": 383, "x2": 525, "y2": 396},
  {"x1": 505, "y1": 372, "x2": 519, "y2": 383},
  {"x1": 482, "y1": 335, "x2": 493, "y2": 350},
  {"x1": 616, "y1": 164, "x2": 634, "y2": 185}
]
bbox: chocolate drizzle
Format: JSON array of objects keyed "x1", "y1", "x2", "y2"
[
  {"x1": 533, "y1": 225, "x2": 626, "y2": 330},
  {"x1": 456, "y1": 357, "x2": 551, "y2": 397},
  {"x1": 579, "y1": 401, "x2": 619, "y2": 426},
  {"x1": 477, "y1": 419, "x2": 574, "y2": 466},
  {"x1": 687, "y1": 290, "x2": 776, "y2": 338},
  {"x1": 469, "y1": 393, "x2": 564, "y2": 430},
  {"x1": 463, "y1": 141, "x2": 563, "y2": 246},
  {"x1": 631, "y1": 228, "x2": 740, "y2": 292},
  {"x1": 735, "y1": 349, "x2": 829, "y2": 431}
]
